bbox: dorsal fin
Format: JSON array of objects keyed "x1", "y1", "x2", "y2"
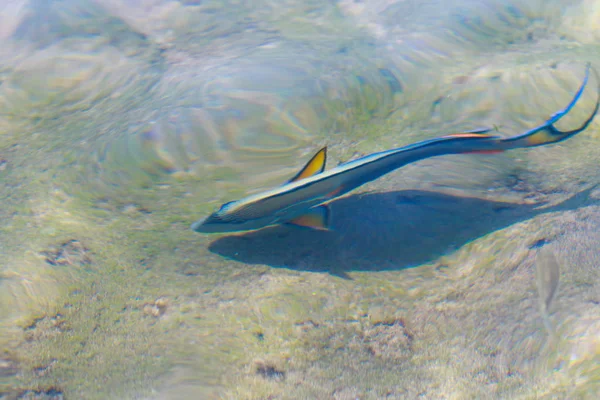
[{"x1": 287, "y1": 147, "x2": 327, "y2": 183}]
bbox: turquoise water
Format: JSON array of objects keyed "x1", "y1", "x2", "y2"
[{"x1": 0, "y1": 0, "x2": 599, "y2": 398}]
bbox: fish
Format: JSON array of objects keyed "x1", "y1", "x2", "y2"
[
  {"x1": 192, "y1": 64, "x2": 599, "y2": 234},
  {"x1": 535, "y1": 247, "x2": 561, "y2": 339}
]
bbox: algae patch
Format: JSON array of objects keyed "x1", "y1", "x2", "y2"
[{"x1": 40, "y1": 240, "x2": 91, "y2": 268}]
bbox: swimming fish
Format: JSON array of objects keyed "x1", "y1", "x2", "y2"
[
  {"x1": 535, "y1": 247, "x2": 561, "y2": 339},
  {"x1": 192, "y1": 64, "x2": 599, "y2": 234}
]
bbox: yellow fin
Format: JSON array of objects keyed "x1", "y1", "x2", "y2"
[
  {"x1": 286, "y1": 205, "x2": 330, "y2": 230},
  {"x1": 287, "y1": 147, "x2": 327, "y2": 183},
  {"x1": 525, "y1": 129, "x2": 561, "y2": 146}
]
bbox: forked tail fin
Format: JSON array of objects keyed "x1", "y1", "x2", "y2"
[{"x1": 500, "y1": 63, "x2": 599, "y2": 149}]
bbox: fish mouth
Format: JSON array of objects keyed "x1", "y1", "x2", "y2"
[
  {"x1": 190, "y1": 218, "x2": 208, "y2": 232},
  {"x1": 191, "y1": 215, "x2": 236, "y2": 233}
]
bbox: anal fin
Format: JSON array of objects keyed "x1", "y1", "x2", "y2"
[{"x1": 286, "y1": 205, "x2": 331, "y2": 230}]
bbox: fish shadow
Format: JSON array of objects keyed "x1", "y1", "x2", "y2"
[{"x1": 208, "y1": 187, "x2": 596, "y2": 275}]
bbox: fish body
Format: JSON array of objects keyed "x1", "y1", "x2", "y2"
[
  {"x1": 193, "y1": 132, "x2": 502, "y2": 233},
  {"x1": 535, "y1": 247, "x2": 561, "y2": 340},
  {"x1": 193, "y1": 64, "x2": 599, "y2": 234}
]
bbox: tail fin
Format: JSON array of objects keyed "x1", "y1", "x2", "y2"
[{"x1": 500, "y1": 63, "x2": 599, "y2": 149}]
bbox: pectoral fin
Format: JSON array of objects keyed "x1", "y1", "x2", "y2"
[
  {"x1": 287, "y1": 147, "x2": 327, "y2": 183},
  {"x1": 286, "y1": 205, "x2": 331, "y2": 230}
]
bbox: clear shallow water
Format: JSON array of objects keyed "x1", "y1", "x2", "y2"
[{"x1": 0, "y1": 0, "x2": 599, "y2": 398}]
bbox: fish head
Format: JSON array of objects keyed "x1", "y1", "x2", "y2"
[{"x1": 191, "y1": 200, "x2": 279, "y2": 233}]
